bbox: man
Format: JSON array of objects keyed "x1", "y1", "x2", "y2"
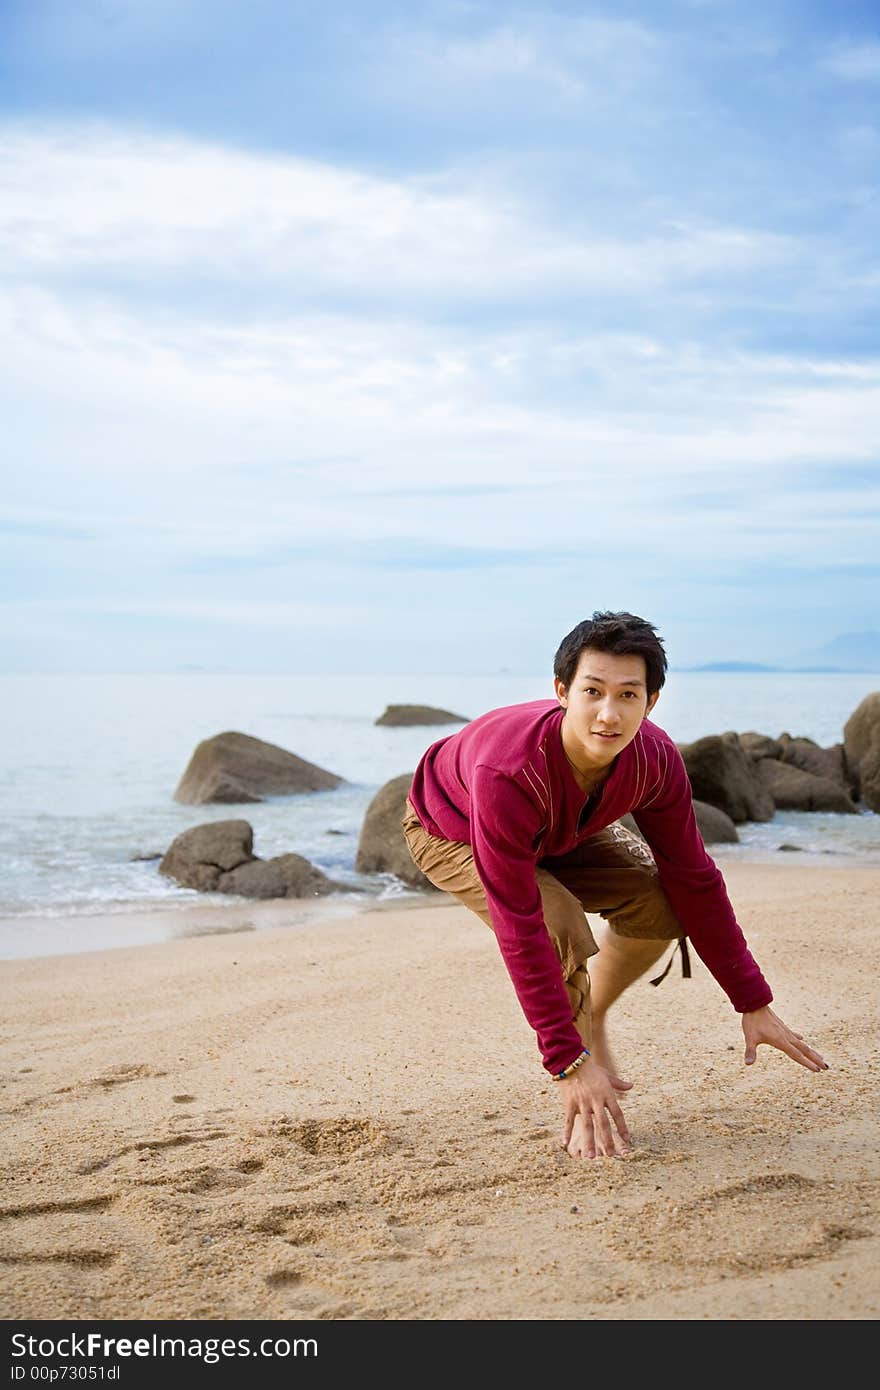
[{"x1": 402, "y1": 611, "x2": 827, "y2": 1160}]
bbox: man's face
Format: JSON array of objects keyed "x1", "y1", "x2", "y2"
[{"x1": 554, "y1": 647, "x2": 659, "y2": 764}]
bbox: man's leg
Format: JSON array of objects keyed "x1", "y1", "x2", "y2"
[
  {"x1": 540, "y1": 822, "x2": 682, "y2": 1080},
  {"x1": 401, "y1": 800, "x2": 598, "y2": 1049},
  {"x1": 403, "y1": 803, "x2": 660, "y2": 1158},
  {"x1": 586, "y1": 924, "x2": 670, "y2": 1078}
]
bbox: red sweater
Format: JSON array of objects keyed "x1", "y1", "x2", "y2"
[{"x1": 408, "y1": 699, "x2": 773, "y2": 1074}]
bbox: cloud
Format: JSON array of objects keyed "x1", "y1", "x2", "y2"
[
  {"x1": 376, "y1": 12, "x2": 660, "y2": 107},
  {"x1": 0, "y1": 122, "x2": 790, "y2": 304},
  {"x1": 823, "y1": 42, "x2": 880, "y2": 82},
  {"x1": 3, "y1": 275, "x2": 880, "y2": 523},
  {"x1": 0, "y1": 595, "x2": 370, "y2": 630},
  {"x1": 0, "y1": 516, "x2": 99, "y2": 540}
]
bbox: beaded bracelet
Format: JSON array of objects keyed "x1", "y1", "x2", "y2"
[{"x1": 553, "y1": 1048, "x2": 590, "y2": 1081}]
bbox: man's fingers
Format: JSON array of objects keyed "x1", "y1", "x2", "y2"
[
  {"x1": 578, "y1": 1110, "x2": 596, "y2": 1159},
  {"x1": 566, "y1": 1101, "x2": 631, "y2": 1160},
  {"x1": 592, "y1": 1102, "x2": 616, "y2": 1156},
  {"x1": 607, "y1": 1098, "x2": 632, "y2": 1150},
  {"x1": 776, "y1": 1035, "x2": 823, "y2": 1072},
  {"x1": 795, "y1": 1038, "x2": 828, "y2": 1069},
  {"x1": 562, "y1": 1111, "x2": 575, "y2": 1148},
  {"x1": 744, "y1": 1026, "x2": 829, "y2": 1073},
  {"x1": 791, "y1": 1038, "x2": 828, "y2": 1071}
]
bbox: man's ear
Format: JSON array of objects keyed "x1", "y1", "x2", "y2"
[
  {"x1": 646, "y1": 690, "x2": 660, "y2": 716},
  {"x1": 554, "y1": 677, "x2": 568, "y2": 707}
]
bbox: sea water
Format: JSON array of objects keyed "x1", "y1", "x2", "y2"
[{"x1": 0, "y1": 670, "x2": 877, "y2": 958}]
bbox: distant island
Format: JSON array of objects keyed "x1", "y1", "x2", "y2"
[
  {"x1": 682, "y1": 629, "x2": 880, "y2": 675},
  {"x1": 686, "y1": 662, "x2": 776, "y2": 673},
  {"x1": 684, "y1": 662, "x2": 877, "y2": 674}
]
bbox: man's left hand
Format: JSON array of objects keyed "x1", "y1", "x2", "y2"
[{"x1": 741, "y1": 1005, "x2": 828, "y2": 1072}]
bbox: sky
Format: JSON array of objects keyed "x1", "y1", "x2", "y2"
[{"x1": 1, "y1": 0, "x2": 879, "y2": 674}]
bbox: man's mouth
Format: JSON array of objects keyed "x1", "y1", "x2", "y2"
[{"x1": 592, "y1": 731, "x2": 620, "y2": 739}]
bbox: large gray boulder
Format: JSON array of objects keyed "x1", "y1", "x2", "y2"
[
  {"x1": 844, "y1": 692, "x2": 880, "y2": 798},
  {"x1": 173, "y1": 731, "x2": 345, "y2": 805},
  {"x1": 159, "y1": 820, "x2": 254, "y2": 891},
  {"x1": 677, "y1": 734, "x2": 775, "y2": 823},
  {"x1": 859, "y1": 726, "x2": 880, "y2": 813},
  {"x1": 217, "y1": 854, "x2": 343, "y2": 899},
  {"x1": 692, "y1": 800, "x2": 740, "y2": 843},
  {"x1": 739, "y1": 732, "x2": 783, "y2": 762},
  {"x1": 159, "y1": 820, "x2": 345, "y2": 898},
  {"x1": 777, "y1": 734, "x2": 852, "y2": 791},
  {"x1": 622, "y1": 801, "x2": 738, "y2": 845},
  {"x1": 355, "y1": 773, "x2": 437, "y2": 891},
  {"x1": 754, "y1": 760, "x2": 858, "y2": 813},
  {"x1": 375, "y1": 704, "x2": 468, "y2": 727}
]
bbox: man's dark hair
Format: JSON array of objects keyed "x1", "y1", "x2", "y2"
[{"x1": 554, "y1": 611, "x2": 668, "y2": 697}]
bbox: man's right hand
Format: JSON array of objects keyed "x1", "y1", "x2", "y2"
[{"x1": 558, "y1": 1058, "x2": 632, "y2": 1159}]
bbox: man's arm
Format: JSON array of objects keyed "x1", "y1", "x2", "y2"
[
  {"x1": 634, "y1": 739, "x2": 828, "y2": 1074},
  {"x1": 469, "y1": 762, "x2": 586, "y2": 1076},
  {"x1": 632, "y1": 740, "x2": 773, "y2": 1013},
  {"x1": 471, "y1": 763, "x2": 635, "y2": 1153}
]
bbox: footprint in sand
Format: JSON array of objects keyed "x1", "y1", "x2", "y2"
[
  {"x1": 262, "y1": 1264, "x2": 359, "y2": 1319},
  {"x1": 262, "y1": 1116, "x2": 394, "y2": 1159},
  {"x1": 57, "y1": 1063, "x2": 168, "y2": 1095},
  {"x1": 0, "y1": 1193, "x2": 119, "y2": 1272},
  {"x1": 254, "y1": 1199, "x2": 349, "y2": 1238},
  {"x1": 0, "y1": 1249, "x2": 116, "y2": 1268},
  {"x1": 0, "y1": 1195, "x2": 116, "y2": 1221},
  {"x1": 76, "y1": 1128, "x2": 228, "y2": 1175},
  {"x1": 609, "y1": 1172, "x2": 876, "y2": 1273},
  {"x1": 2, "y1": 1063, "x2": 168, "y2": 1119}
]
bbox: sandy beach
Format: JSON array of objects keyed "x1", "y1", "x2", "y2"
[{"x1": 1, "y1": 860, "x2": 878, "y2": 1322}]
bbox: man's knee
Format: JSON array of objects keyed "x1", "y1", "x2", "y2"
[
  {"x1": 602, "y1": 868, "x2": 682, "y2": 942},
  {"x1": 536, "y1": 871, "x2": 599, "y2": 975}
]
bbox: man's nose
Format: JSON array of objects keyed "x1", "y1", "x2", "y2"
[{"x1": 595, "y1": 698, "x2": 621, "y2": 727}]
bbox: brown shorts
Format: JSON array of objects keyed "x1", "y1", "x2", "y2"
[{"x1": 401, "y1": 798, "x2": 682, "y2": 1048}]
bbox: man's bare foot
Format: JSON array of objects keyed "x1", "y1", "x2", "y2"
[{"x1": 589, "y1": 1019, "x2": 632, "y2": 1089}]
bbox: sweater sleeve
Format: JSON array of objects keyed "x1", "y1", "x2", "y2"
[
  {"x1": 633, "y1": 743, "x2": 773, "y2": 1014},
  {"x1": 469, "y1": 762, "x2": 586, "y2": 1075}
]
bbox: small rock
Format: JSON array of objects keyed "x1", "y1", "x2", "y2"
[{"x1": 375, "y1": 704, "x2": 469, "y2": 727}]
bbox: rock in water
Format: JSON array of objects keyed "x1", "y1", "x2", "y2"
[
  {"x1": 754, "y1": 760, "x2": 857, "y2": 813},
  {"x1": 374, "y1": 704, "x2": 468, "y2": 727},
  {"x1": 622, "y1": 801, "x2": 738, "y2": 845},
  {"x1": 159, "y1": 821, "x2": 345, "y2": 898},
  {"x1": 777, "y1": 735, "x2": 852, "y2": 792},
  {"x1": 217, "y1": 854, "x2": 344, "y2": 899},
  {"x1": 739, "y1": 732, "x2": 783, "y2": 762},
  {"x1": 173, "y1": 731, "x2": 345, "y2": 805},
  {"x1": 843, "y1": 692, "x2": 880, "y2": 804},
  {"x1": 677, "y1": 734, "x2": 775, "y2": 823},
  {"x1": 859, "y1": 726, "x2": 880, "y2": 813},
  {"x1": 159, "y1": 820, "x2": 255, "y2": 891},
  {"x1": 355, "y1": 773, "x2": 438, "y2": 890},
  {"x1": 692, "y1": 800, "x2": 740, "y2": 843}
]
